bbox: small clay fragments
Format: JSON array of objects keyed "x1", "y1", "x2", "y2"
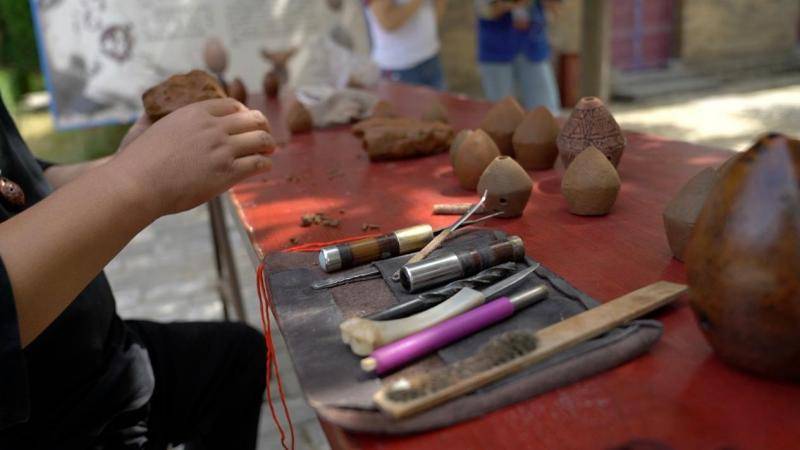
[
  {"x1": 422, "y1": 101, "x2": 448, "y2": 123},
  {"x1": 227, "y1": 77, "x2": 247, "y2": 104},
  {"x1": 142, "y1": 70, "x2": 227, "y2": 122},
  {"x1": 476, "y1": 156, "x2": 533, "y2": 218},
  {"x1": 452, "y1": 129, "x2": 501, "y2": 190},
  {"x1": 362, "y1": 223, "x2": 381, "y2": 232},
  {"x1": 561, "y1": 146, "x2": 621, "y2": 216},
  {"x1": 557, "y1": 96, "x2": 625, "y2": 168},
  {"x1": 300, "y1": 213, "x2": 340, "y2": 228},
  {"x1": 662, "y1": 167, "x2": 717, "y2": 261},
  {"x1": 370, "y1": 100, "x2": 398, "y2": 118},
  {"x1": 286, "y1": 99, "x2": 313, "y2": 134},
  {"x1": 685, "y1": 133, "x2": 800, "y2": 380},
  {"x1": 351, "y1": 117, "x2": 454, "y2": 161},
  {"x1": 449, "y1": 129, "x2": 472, "y2": 165},
  {"x1": 512, "y1": 106, "x2": 560, "y2": 170},
  {"x1": 479, "y1": 96, "x2": 525, "y2": 156}
]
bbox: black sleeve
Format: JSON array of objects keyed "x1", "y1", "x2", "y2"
[
  {"x1": 35, "y1": 158, "x2": 55, "y2": 172},
  {"x1": 0, "y1": 255, "x2": 30, "y2": 430}
]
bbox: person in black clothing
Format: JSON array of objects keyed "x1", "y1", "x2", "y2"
[{"x1": 0, "y1": 95, "x2": 275, "y2": 449}]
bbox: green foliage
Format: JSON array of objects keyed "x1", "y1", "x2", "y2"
[{"x1": 0, "y1": 0, "x2": 40, "y2": 79}]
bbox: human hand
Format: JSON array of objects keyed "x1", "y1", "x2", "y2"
[
  {"x1": 108, "y1": 98, "x2": 275, "y2": 218},
  {"x1": 118, "y1": 113, "x2": 153, "y2": 150}
]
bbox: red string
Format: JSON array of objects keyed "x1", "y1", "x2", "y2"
[
  {"x1": 284, "y1": 232, "x2": 380, "y2": 253},
  {"x1": 257, "y1": 261, "x2": 295, "y2": 450}
]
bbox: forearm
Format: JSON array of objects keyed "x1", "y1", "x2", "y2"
[
  {"x1": 43, "y1": 156, "x2": 111, "y2": 189},
  {"x1": 0, "y1": 160, "x2": 155, "y2": 347},
  {"x1": 371, "y1": 0, "x2": 424, "y2": 30}
]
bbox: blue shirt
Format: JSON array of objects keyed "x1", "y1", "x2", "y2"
[{"x1": 477, "y1": 1, "x2": 551, "y2": 63}]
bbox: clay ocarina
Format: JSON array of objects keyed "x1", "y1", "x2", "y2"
[
  {"x1": 227, "y1": 77, "x2": 247, "y2": 104},
  {"x1": 370, "y1": 100, "x2": 398, "y2": 118},
  {"x1": 477, "y1": 156, "x2": 533, "y2": 218},
  {"x1": 685, "y1": 133, "x2": 800, "y2": 381},
  {"x1": 662, "y1": 167, "x2": 717, "y2": 261},
  {"x1": 557, "y1": 96, "x2": 625, "y2": 168},
  {"x1": 449, "y1": 129, "x2": 472, "y2": 166},
  {"x1": 512, "y1": 106, "x2": 560, "y2": 170},
  {"x1": 479, "y1": 96, "x2": 524, "y2": 156},
  {"x1": 286, "y1": 99, "x2": 313, "y2": 134},
  {"x1": 142, "y1": 70, "x2": 226, "y2": 122},
  {"x1": 561, "y1": 146, "x2": 620, "y2": 216},
  {"x1": 203, "y1": 37, "x2": 228, "y2": 75},
  {"x1": 453, "y1": 129, "x2": 501, "y2": 190},
  {"x1": 422, "y1": 101, "x2": 448, "y2": 123}
]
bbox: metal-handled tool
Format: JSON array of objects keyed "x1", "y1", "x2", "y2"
[
  {"x1": 319, "y1": 224, "x2": 433, "y2": 273},
  {"x1": 398, "y1": 236, "x2": 525, "y2": 292}
]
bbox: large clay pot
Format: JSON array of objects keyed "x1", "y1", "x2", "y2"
[
  {"x1": 662, "y1": 167, "x2": 718, "y2": 261},
  {"x1": 512, "y1": 106, "x2": 560, "y2": 170},
  {"x1": 561, "y1": 146, "x2": 620, "y2": 216},
  {"x1": 477, "y1": 156, "x2": 533, "y2": 218},
  {"x1": 557, "y1": 96, "x2": 625, "y2": 168},
  {"x1": 452, "y1": 130, "x2": 500, "y2": 190},
  {"x1": 479, "y1": 96, "x2": 524, "y2": 156},
  {"x1": 685, "y1": 134, "x2": 800, "y2": 381}
]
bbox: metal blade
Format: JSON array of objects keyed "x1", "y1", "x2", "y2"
[
  {"x1": 447, "y1": 190, "x2": 489, "y2": 233},
  {"x1": 479, "y1": 263, "x2": 540, "y2": 300},
  {"x1": 311, "y1": 267, "x2": 382, "y2": 290},
  {"x1": 432, "y1": 210, "x2": 502, "y2": 235}
]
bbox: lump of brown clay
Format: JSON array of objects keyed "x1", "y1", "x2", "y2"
[
  {"x1": 561, "y1": 146, "x2": 621, "y2": 215},
  {"x1": 453, "y1": 129, "x2": 501, "y2": 190},
  {"x1": 352, "y1": 117, "x2": 454, "y2": 161},
  {"x1": 142, "y1": 70, "x2": 226, "y2": 122},
  {"x1": 227, "y1": 77, "x2": 247, "y2": 104},
  {"x1": 449, "y1": 129, "x2": 472, "y2": 165},
  {"x1": 685, "y1": 134, "x2": 800, "y2": 380},
  {"x1": 370, "y1": 100, "x2": 398, "y2": 118},
  {"x1": 557, "y1": 96, "x2": 625, "y2": 168},
  {"x1": 422, "y1": 101, "x2": 448, "y2": 123},
  {"x1": 286, "y1": 99, "x2": 313, "y2": 134},
  {"x1": 476, "y1": 156, "x2": 533, "y2": 218},
  {"x1": 662, "y1": 167, "x2": 717, "y2": 261},
  {"x1": 479, "y1": 96, "x2": 524, "y2": 156},
  {"x1": 512, "y1": 106, "x2": 560, "y2": 170}
]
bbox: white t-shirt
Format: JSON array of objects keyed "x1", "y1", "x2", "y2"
[{"x1": 365, "y1": 0, "x2": 440, "y2": 71}]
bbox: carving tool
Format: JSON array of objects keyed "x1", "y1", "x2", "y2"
[
  {"x1": 390, "y1": 191, "x2": 489, "y2": 281},
  {"x1": 362, "y1": 284, "x2": 550, "y2": 375},
  {"x1": 340, "y1": 264, "x2": 539, "y2": 356},
  {"x1": 373, "y1": 281, "x2": 688, "y2": 418},
  {"x1": 399, "y1": 236, "x2": 525, "y2": 292},
  {"x1": 365, "y1": 263, "x2": 518, "y2": 321}
]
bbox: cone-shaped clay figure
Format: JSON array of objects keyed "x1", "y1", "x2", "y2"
[
  {"x1": 449, "y1": 129, "x2": 472, "y2": 166},
  {"x1": 422, "y1": 101, "x2": 449, "y2": 123},
  {"x1": 453, "y1": 129, "x2": 501, "y2": 190},
  {"x1": 479, "y1": 96, "x2": 524, "y2": 156},
  {"x1": 227, "y1": 77, "x2": 247, "y2": 104},
  {"x1": 263, "y1": 72, "x2": 280, "y2": 99},
  {"x1": 371, "y1": 100, "x2": 398, "y2": 118},
  {"x1": 477, "y1": 156, "x2": 533, "y2": 218},
  {"x1": 557, "y1": 96, "x2": 625, "y2": 168},
  {"x1": 512, "y1": 106, "x2": 560, "y2": 170},
  {"x1": 685, "y1": 134, "x2": 800, "y2": 381},
  {"x1": 203, "y1": 37, "x2": 228, "y2": 75},
  {"x1": 561, "y1": 146, "x2": 620, "y2": 215},
  {"x1": 662, "y1": 167, "x2": 717, "y2": 261},
  {"x1": 286, "y1": 99, "x2": 313, "y2": 134},
  {"x1": 716, "y1": 151, "x2": 744, "y2": 178}
]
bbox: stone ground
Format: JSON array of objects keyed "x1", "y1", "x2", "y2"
[{"x1": 106, "y1": 74, "x2": 800, "y2": 450}]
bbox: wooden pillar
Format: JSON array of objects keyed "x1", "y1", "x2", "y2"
[{"x1": 579, "y1": 0, "x2": 612, "y2": 99}]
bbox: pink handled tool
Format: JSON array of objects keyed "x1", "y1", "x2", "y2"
[{"x1": 361, "y1": 284, "x2": 549, "y2": 375}]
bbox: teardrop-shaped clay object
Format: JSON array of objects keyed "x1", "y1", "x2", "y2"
[
  {"x1": 422, "y1": 101, "x2": 449, "y2": 123},
  {"x1": 716, "y1": 151, "x2": 744, "y2": 178},
  {"x1": 479, "y1": 96, "x2": 524, "y2": 156},
  {"x1": 561, "y1": 146, "x2": 621, "y2": 215},
  {"x1": 685, "y1": 134, "x2": 800, "y2": 380},
  {"x1": 557, "y1": 96, "x2": 625, "y2": 168},
  {"x1": 286, "y1": 99, "x2": 313, "y2": 134},
  {"x1": 263, "y1": 71, "x2": 280, "y2": 98},
  {"x1": 452, "y1": 129, "x2": 501, "y2": 190},
  {"x1": 227, "y1": 77, "x2": 247, "y2": 104},
  {"x1": 662, "y1": 167, "x2": 717, "y2": 261},
  {"x1": 477, "y1": 156, "x2": 533, "y2": 218},
  {"x1": 449, "y1": 129, "x2": 473, "y2": 166},
  {"x1": 512, "y1": 106, "x2": 560, "y2": 170},
  {"x1": 203, "y1": 37, "x2": 228, "y2": 74},
  {"x1": 371, "y1": 100, "x2": 398, "y2": 119}
]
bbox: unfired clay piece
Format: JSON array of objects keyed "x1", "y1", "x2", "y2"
[
  {"x1": 512, "y1": 106, "x2": 560, "y2": 170},
  {"x1": 142, "y1": 70, "x2": 226, "y2": 122},
  {"x1": 479, "y1": 96, "x2": 524, "y2": 156},
  {"x1": 352, "y1": 117, "x2": 454, "y2": 161},
  {"x1": 287, "y1": 99, "x2": 313, "y2": 134},
  {"x1": 662, "y1": 167, "x2": 717, "y2": 261},
  {"x1": 560, "y1": 146, "x2": 621, "y2": 215},
  {"x1": 557, "y1": 96, "x2": 625, "y2": 168},
  {"x1": 453, "y1": 129, "x2": 501, "y2": 190},
  {"x1": 422, "y1": 101, "x2": 449, "y2": 123},
  {"x1": 476, "y1": 156, "x2": 533, "y2": 218},
  {"x1": 449, "y1": 129, "x2": 472, "y2": 166},
  {"x1": 227, "y1": 77, "x2": 247, "y2": 104}
]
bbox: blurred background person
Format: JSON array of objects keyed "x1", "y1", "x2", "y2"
[
  {"x1": 476, "y1": 0, "x2": 560, "y2": 112},
  {"x1": 363, "y1": 0, "x2": 447, "y2": 90}
]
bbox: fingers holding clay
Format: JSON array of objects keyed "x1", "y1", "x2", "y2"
[{"x1": 227, "y1": 130, "x2": 276, "y2": 158}]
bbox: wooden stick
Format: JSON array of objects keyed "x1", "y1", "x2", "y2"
[
  {"x1": 373, "y1": 281, "x2": 687, "y2": 418},
  {"x1": 432, "y1": 204, "x2": 488, "y2": 215}
]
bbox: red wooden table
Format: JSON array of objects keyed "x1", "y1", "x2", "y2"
[{"x1": 229, "y1": 83, "x2": 800, "y2": 450}]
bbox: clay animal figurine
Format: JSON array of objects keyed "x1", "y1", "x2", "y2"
[
  {"x1": 227, "y1": 77, "x2": 248, "y2": 104},
  {"x1": 662, "y1": 167, "x2": 717, "y2": 261},
  {"x1": 685, "y1": 133, "x2": 800, "y2": 381},
  {"x1": 452, "y1": 129, "x2": 501, "y2": 190},
  {"x1": 261, "y1": 48, "x2": 297, "y2": 99},
  {"x1": 560, "y1": 146, "x2": 621, "y2": 216},
  {"x1": 479, "y1": 96, "x2": 525, "y2": 156},
  {"x1": 422, "y1": 100, "x2": 449, "y2": 123},
  {"x1": 286, "y1": 98, "x2": 313, "y2": 134},
  {"x1": 142, "y1": 70, "x2": 226, "y2": 122},
  {"x1": 512, "y1": 106, "x2": 560, "y2": 170},
  {"x1": 557, "y1": 96, "x2": 625, "y2": 168},
  {"x1": 476, "y1": 156, "x2": 533, "y2": 218}
]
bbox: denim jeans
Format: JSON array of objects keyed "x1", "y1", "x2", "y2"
[
  {"x1": 383, "y1": 54, "x2": 446, "y2": 91},
  {"x1": 479, "y1": 55, "x2": 561, "y2": 112}
]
